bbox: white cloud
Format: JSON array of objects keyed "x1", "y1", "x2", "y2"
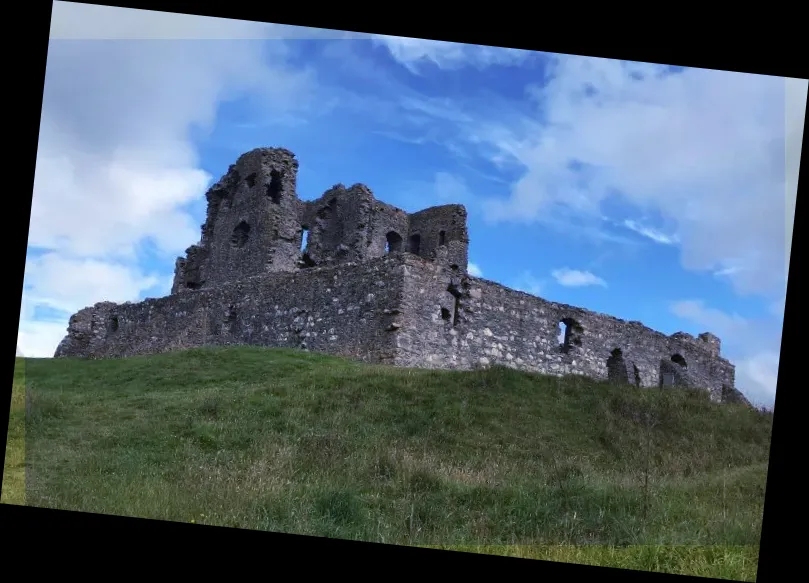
[
  {"x1": 18, "y1": 252, "x2": 168, "y2": 358},
  {"x1": 468, "y1": 263, "x2": 483, "y2": 277},
  {"x1": 670, "y1": 299, "x2": 782, "y2": 408},
  {"x1": 22, "y1": 3, "x2": 321, "y2": 357},
  {"x1": 735, "y1": 351, "x2": 780, "y2": 407},
  {"x1": 623, "y1": 220, "x2": 678, "y2": 245},
  {"x1": 18, "y1": 321, "x2": 72, "y2": 359},
  {"x1": 442, "y1": 55, "x2": 804, "y2": 301},
  {"x1": 551, "y1": 268, "x2": 607, "y2": 288},
  {"x1": 23, "y1": 253, "x2": 162, "y2": 316},
  {"x1": 371, "y1": 35, "x2": 532, "y2": 73}
]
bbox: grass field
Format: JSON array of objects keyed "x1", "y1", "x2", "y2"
[{"x1": 5, "y1": 347, "x2": 771, "y2": 579}]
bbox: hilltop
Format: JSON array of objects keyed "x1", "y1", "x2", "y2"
[{"x1": 12, "y1": 346, "x2": 771, "y2": 579}]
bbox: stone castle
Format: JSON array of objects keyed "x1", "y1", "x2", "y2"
[{"x1": 54, "y1": 147, "x2": 744, "y2": 404}]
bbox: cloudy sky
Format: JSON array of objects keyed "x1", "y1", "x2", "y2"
[{"x1": 19, "y1": 2, "x2": 804, "y2": 409}]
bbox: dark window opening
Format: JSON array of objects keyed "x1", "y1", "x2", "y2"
[
  {"x1": 440, "y1": 307, "x2": 451, "y2": 321},
  {"x1": 245, "y1": 173, "x2": 257, "y2": 187},
  {"x1": 109, "y1": 316, "x2": 119, "y2": 333},
  {"x1": 386, "y1": 231, "x2": 403, "y2": 253},
  {"x1": 447, "y1": 283, "x2": 462, "y2": 326},
  {"x1": 633, "y1": 364, "x2": 642, "y2": 387},
  {"x1": 606, "y1": 348, "x2": 629, "y2": 384},
  {"x1": 231, "y1": 221, "x2": 250, "y2": 248},
  {"x1": 408, "y1": 234, "x2": 421, "y2": 256},
  {"x1": 671, "y1": 354, "x2": 687, "y2": 368},
  {"x1": 439, "y1": 230, "x2": 446, "y2": 246},
  {"x1": 300, "y1": 253, "x2": 316, "y2": 268},
  {"x1": 267, "y1": 170, "x2": 282, "y2": 204},
  {"x1": 559, "y1": 318, "x2": 584, "y2": 353},
  {"x1": 450, "y1": 264, "x2": 459, "y2": 271},
  {"x1": 185, "y1": 281, "x2": 202, "y2": 290}
]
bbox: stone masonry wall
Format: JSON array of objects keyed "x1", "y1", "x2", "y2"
[
  {"x1": 57, "y1": 255, "x2": 407, "y2": 364},
  {"x1": 407, "y1": 204, "x2": 469, "y2": 273},
  {"x1": 56, "y1": 146, "x2": 738, "y2": 403},
  {"x1": 298, "y1": 184, "x2": 411, "y2": 269},
  {"x1": 55, "y1": 252, "x2": 736, "y2": 401},
  {"x1": 394, "y1": 257, "x2": 735, "y2": 401},
  {"x1": 171, "y1": 148, "x2": 301, "y2": 293}
]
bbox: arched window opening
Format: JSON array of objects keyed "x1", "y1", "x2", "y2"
[
  {"x1": 386, "y1": 231, "x2": 403, "y2": 253},
  {"x1": 231, "y1": 221, "x2": 250, "y2": 248}
]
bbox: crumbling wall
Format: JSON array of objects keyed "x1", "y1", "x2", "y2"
[
  {"x1": 171, "y1": 148, "x2": 300, "y2": 293},
  {"x1": 172, "y1": 147, "x2": 471, "y2": 290},
  {"x1": 297, "y1": 186, "x2": 464, "y2": 273},
  {"x1": 56, "y1": 253, "x2": 736, "y2": 399},
  {"x1": 407, "y1": 205, "x2": 469, "y2": 273},
  {"x1": 59, "y1": 146, "x2": 738, "y2": 401},
  {"x1": 298, "y1": 184, "x2": 410, "y2": 269},
  {"x1": 394, "y1": 257, "x2": 735, "y2": 398},
  {"x1": 58, "y1": 255, "x2": 407, "y2": 364}
]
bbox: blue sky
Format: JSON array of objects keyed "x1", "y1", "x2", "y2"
[{"x1": 19, "y1": 2, "x2": 805, "y2": 409}]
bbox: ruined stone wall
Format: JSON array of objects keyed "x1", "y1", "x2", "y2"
[
  {"x1": 57, "y1": 255, "x2": 407, "y2": 364},
  {"x1": 58, "y1": 146, "x2": 737, "y2": 401},
  {"x1": 55, "y1": 252, "x2": 735, "y2": 400},
  {"x1": 171, "y1": 148, "x2": 300, "y2": 293},
  {"x1": 171, "y1": 146, "x2": 470, "y2": 293},
  {"x1": 407, "y1": 205, "x2": 469, "y2": 272},
  {"x1": 394, "y1": 257, "x2": 735, "y2": 400},
  {"x1": 298, "y1": 184, "x2": 410, "y2": 269}
]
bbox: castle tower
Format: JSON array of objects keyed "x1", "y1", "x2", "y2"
[
  {"x1": 408, "y1": 204, "x2": 469, "y2": 273},
  {"x1": 171, "y1": 148, "x2": 300, "y2": 293}
]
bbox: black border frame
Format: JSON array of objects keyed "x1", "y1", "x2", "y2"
[{"x1": 3, "y1": 2, "x2": 804, "y2": 579}]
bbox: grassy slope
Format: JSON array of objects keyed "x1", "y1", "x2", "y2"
[
  {"x1": 9, "y1": 347, "x2": 771, "y2": 579},
  {"x1": 2, "y1": 358, "x2": 25, "y2": 505}
]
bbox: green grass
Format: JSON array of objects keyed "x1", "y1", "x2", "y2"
[
  {"x1": 2, "y1": 357, "x2": 25, "y2": 505},
  {"x1": 10, "y1": 347, "x2": 771, "y2": 579}
]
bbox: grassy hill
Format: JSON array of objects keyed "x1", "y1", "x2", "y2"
[{"x1": 5, "y1": 347, "x2": 771, "y2": 579}]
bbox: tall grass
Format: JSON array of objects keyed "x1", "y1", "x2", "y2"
[{"x1": 8, "y1": 347, "x2": 771, "y2": 580}]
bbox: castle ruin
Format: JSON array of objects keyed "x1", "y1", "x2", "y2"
[{"x1": 54, "y1": 147, "x2": 743, "y2": 404}]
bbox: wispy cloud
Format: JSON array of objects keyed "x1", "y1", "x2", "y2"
[
  {"x1": 551, "y1": 268, "x2": 607, "y2": 288},
  {"x1": 21, "y1": 3, "x2": 322, "y2": 358},
  {"x1": 375, "y1": 50, "x2": 802, "y2": 301},
  {"x1": 623, "y1": 220, "x2": 679, "y2": 245},
  {"x1": 370, "y1": 35, "x2": 533, "y2": 74}
]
